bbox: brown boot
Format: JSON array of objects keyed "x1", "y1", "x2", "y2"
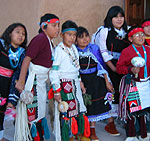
[
  {"x1": 90, "y1": 128, "x2": 99, "y2": 141},
  {"x1": 105, "y1": 121, "x2": 120, "y2": 136},
  {"x1": 69, "y1": 136, "x2": 74, "y2": 141}
]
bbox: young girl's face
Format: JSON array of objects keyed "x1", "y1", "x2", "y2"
[
  {"x1": 112, "y1": 13, "x2": 124, "y2": 29},
  {"x1": 45, "y1": 22, "x2": 60, "y2": 40},
  {"x1": 62, "y1": 30, "x2": 76, "y2": 47},
  {"x1": 143, "y1": 25, "x2": 150, "y2": 37},
  {"x1": 76, "y1": 32, "x2": 90, "y2": 49},
  {"x1": 129, "y1": 32, "x2": 145, "y2": 47},
  {"x1": 10, "y1": 26, "x2": 26, "y2": 48}
]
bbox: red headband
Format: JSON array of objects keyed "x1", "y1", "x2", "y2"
[
  {"x1": 142, "y1": 21, "x2": 150, "y2": 28},
  {"x1": 40, "y1": 18, "x2": 59, "y2": 27},
  {"x1": 45, "y1": 18, "x2": 59, "y2": 24},
  {"x1": 128, "y1": 28, "x2": 144, "y2": 37}
]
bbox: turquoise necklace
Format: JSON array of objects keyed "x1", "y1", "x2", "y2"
[
  {"x1": 132, "y1": 44, "x2": 147, "y2": 78},
  {"x1": 8, "y1": 47, "x2": 25, "y2": 68}
]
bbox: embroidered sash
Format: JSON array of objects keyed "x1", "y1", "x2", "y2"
[{"x1": 60, "y1": 78, "x2": 78, "y2": 117}]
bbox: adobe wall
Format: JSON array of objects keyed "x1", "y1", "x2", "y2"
[{"x1": 0, "y1": 0, "x2": 123, "y2": 44}]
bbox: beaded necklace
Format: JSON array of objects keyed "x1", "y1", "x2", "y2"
[
  {"x1": 132, "y1": 44, "x2": 147, "y2": 78},
  {"x1": 8, "y1": 47, "x2": 25, "y2": 68},
  {"x1": 60, "y1": 45, "x2": 80, "y2": 69}
]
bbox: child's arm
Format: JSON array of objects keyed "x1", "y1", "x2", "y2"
[
  {"x1": 15, "y1": 56, "x2": 31, "y2": 92},
  {"x1": 80, "y1": 81, "x2": 86, "y2": 94},
  {"x1": 106, "y1": 61, "x2": 116, "y2": 72},
  {"x1": 104, "y1": 74, "x2": 114, "y2": 93},
  {"x1": 7, "y1": 103, "x2": 14, "y2": 108},
  {"x1": 116, "y1": 49, "x2": 132, "y2": 75}
]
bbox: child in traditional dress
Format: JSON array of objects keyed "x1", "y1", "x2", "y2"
[
  {"x1": 91, "y1": 6, "x2": 130, "y2": 136},
  {"x1": 49, "y1": 21, "x2": 90, "y2": 141},
  {"x1": 142, "y1": 19, "x2": 150, "y2": 46},
  {"x1": 15, "y1": 13, "x2": 60, "y2": 140},
  {"x1": 116, "y1": 26, "x2": 150, "y2": 141},
  {"x1": 76, "y1": 26, "x2": 114, "y2": 140},
  {"x1": 0, "y1": 23, "x2": 27, "y2": 141}
]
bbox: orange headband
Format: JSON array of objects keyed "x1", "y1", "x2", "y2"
[{"x1": 128, "y1": 28, "x2": 144, "y2": 38}]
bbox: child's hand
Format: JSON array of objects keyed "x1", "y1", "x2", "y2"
[
  {"x1": 106, "y1": 82, "x2": 114, "y2": 93},
  {"x1": 15, "y1": 80, "x2": 25, "y2": 93},
  {"x1": 54, "y1": 93, "x2": 61, "y2": 103},
  {"x1": 131, "y1": 67, "x2": 140, "y2": 78},
  {"x1": 80, "y1": 81, "x2": 86, "y2": 94},
  {"x1": 7, "y1": 103, "x2": 14, "y2": 108}
]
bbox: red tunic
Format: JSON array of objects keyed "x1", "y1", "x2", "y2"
[
  {"x1": 145, "y1": 38, "x2": 150, "y2": 46},
  {"x1": 116, "y1": 44, "x2": 150, "y2": 79},
  {"x1": 26, "y1": 32, "x2": 52, "y2": 68}
]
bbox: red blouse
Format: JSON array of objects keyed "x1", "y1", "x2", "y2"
[{"x1": 116, "y1": 44, "x2": 150, "y2": 79}]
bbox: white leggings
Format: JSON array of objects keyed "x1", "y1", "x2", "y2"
[{"x1": 0, "y1": 130, "x2": 4, "y2": 140}]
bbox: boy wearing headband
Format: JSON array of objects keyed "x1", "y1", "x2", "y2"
[
  {"x1": 15, "y1": 13, "x2": 60, "y2": 140},
  {"x1": 142, "y1": 19, "x2": 150, "y2": 46},
  {"x1": 116, "y1": 26, "x2": 150, "y2": 141},
  {"x1": 49, "y1": 20, "x2": 90, "y2": 141}
]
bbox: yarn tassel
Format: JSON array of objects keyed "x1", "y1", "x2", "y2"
[
  {"x1": 14, "y1": 100, "x2": 32, "y2": 141},
  {"x1": 41, "y1": 117, "x2": 50, "y2": 139},
  {"x1": 31, "y1": 123, "x2": 37, "y2": 138},
  {"x1": 34, "y1": 131, "x2": 40, "y2": 141},
  {"x1": 62, "y1": 117, "x2": 70, "y2": 141}
]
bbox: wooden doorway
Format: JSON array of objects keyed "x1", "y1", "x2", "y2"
[{"x1": 125, "y1": 0, "x2": 144, "y2": 26}]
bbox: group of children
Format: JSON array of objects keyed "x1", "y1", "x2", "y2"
[{"x1": 0, "y1": 5, "x2": 150, "y2": 141}]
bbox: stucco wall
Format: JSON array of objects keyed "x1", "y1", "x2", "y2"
[{"x1": 0, "y1": 0, "x2": 123, "y2": 44}]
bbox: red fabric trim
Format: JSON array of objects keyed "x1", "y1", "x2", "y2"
[
  {"x1": 0, "y1": 66, "x2": 13, "y2": 78},
  {"x1": 48, "y1": 88, "x2": 54, "y2": 99}
]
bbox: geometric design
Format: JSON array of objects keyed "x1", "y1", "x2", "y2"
[
  {"x1": 64, "y1": 83, "x2": 72, "y2": 92},
  {"x1": 68, "y1": 101, "x2": 75, "y2": 109}
]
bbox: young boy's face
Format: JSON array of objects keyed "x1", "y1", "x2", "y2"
[
  {"x1": 129, "y1": 31, "x2": 145, "y2": 47},
  {"x1": 45, "y1": 22, "x2": 60, "y2": 40},
  {"x1": 76, "y1": 32, "x2": 90, "y2": 49},
  {"x1": 61, "y1": 30, "x2": 76, "y2": 47},
  {"x1": 143, "y1": 25, "x2": 150, "y2": 37}
]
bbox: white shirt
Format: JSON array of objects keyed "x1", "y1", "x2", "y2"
[{"x1": 49, "y1": 42, "x2": 80, "y2": 90}]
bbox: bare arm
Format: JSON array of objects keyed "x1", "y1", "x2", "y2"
[
  {"x1": 106, "y1": 60, "x2": 116, "y2": 72},
  {"x1": 104, "y1": 74, "x2": 114, "y2": 93},
  {"x1": 15, "y1": 56, "x2": 32, "y2": 92}
]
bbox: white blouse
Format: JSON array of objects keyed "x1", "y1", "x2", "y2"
[{"x1": 93, "y1": 27, "x2": 127, "y2": 63}]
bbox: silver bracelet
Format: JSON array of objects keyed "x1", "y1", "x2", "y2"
[{"x1": 54, "y1": 93, "x2": 60, "y2": 96}]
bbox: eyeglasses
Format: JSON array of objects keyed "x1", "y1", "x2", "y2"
[{"x1": 133, "y1": 33, "x2": 145, "y2": 37}]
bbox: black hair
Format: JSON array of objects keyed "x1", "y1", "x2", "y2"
[
  {"x1": 76, "y1": 26, "x2": 89, "y2": 38},
  {"x1": 38, "y1": 13, "x2": 59, "y2": 33},
  {"x1": 61, "y1": 20, "x2": 78, "y2": 33},
  {"x1": 104, "y1": 6, "x2": 128, "y2": 32},
  {"x1": 1, "y1": 23, "x2": 28, "y2": 51}
]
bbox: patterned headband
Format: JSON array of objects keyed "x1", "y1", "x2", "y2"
[{"x1": 40, "y1": 18, "x2": 59, "y2": 27}]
